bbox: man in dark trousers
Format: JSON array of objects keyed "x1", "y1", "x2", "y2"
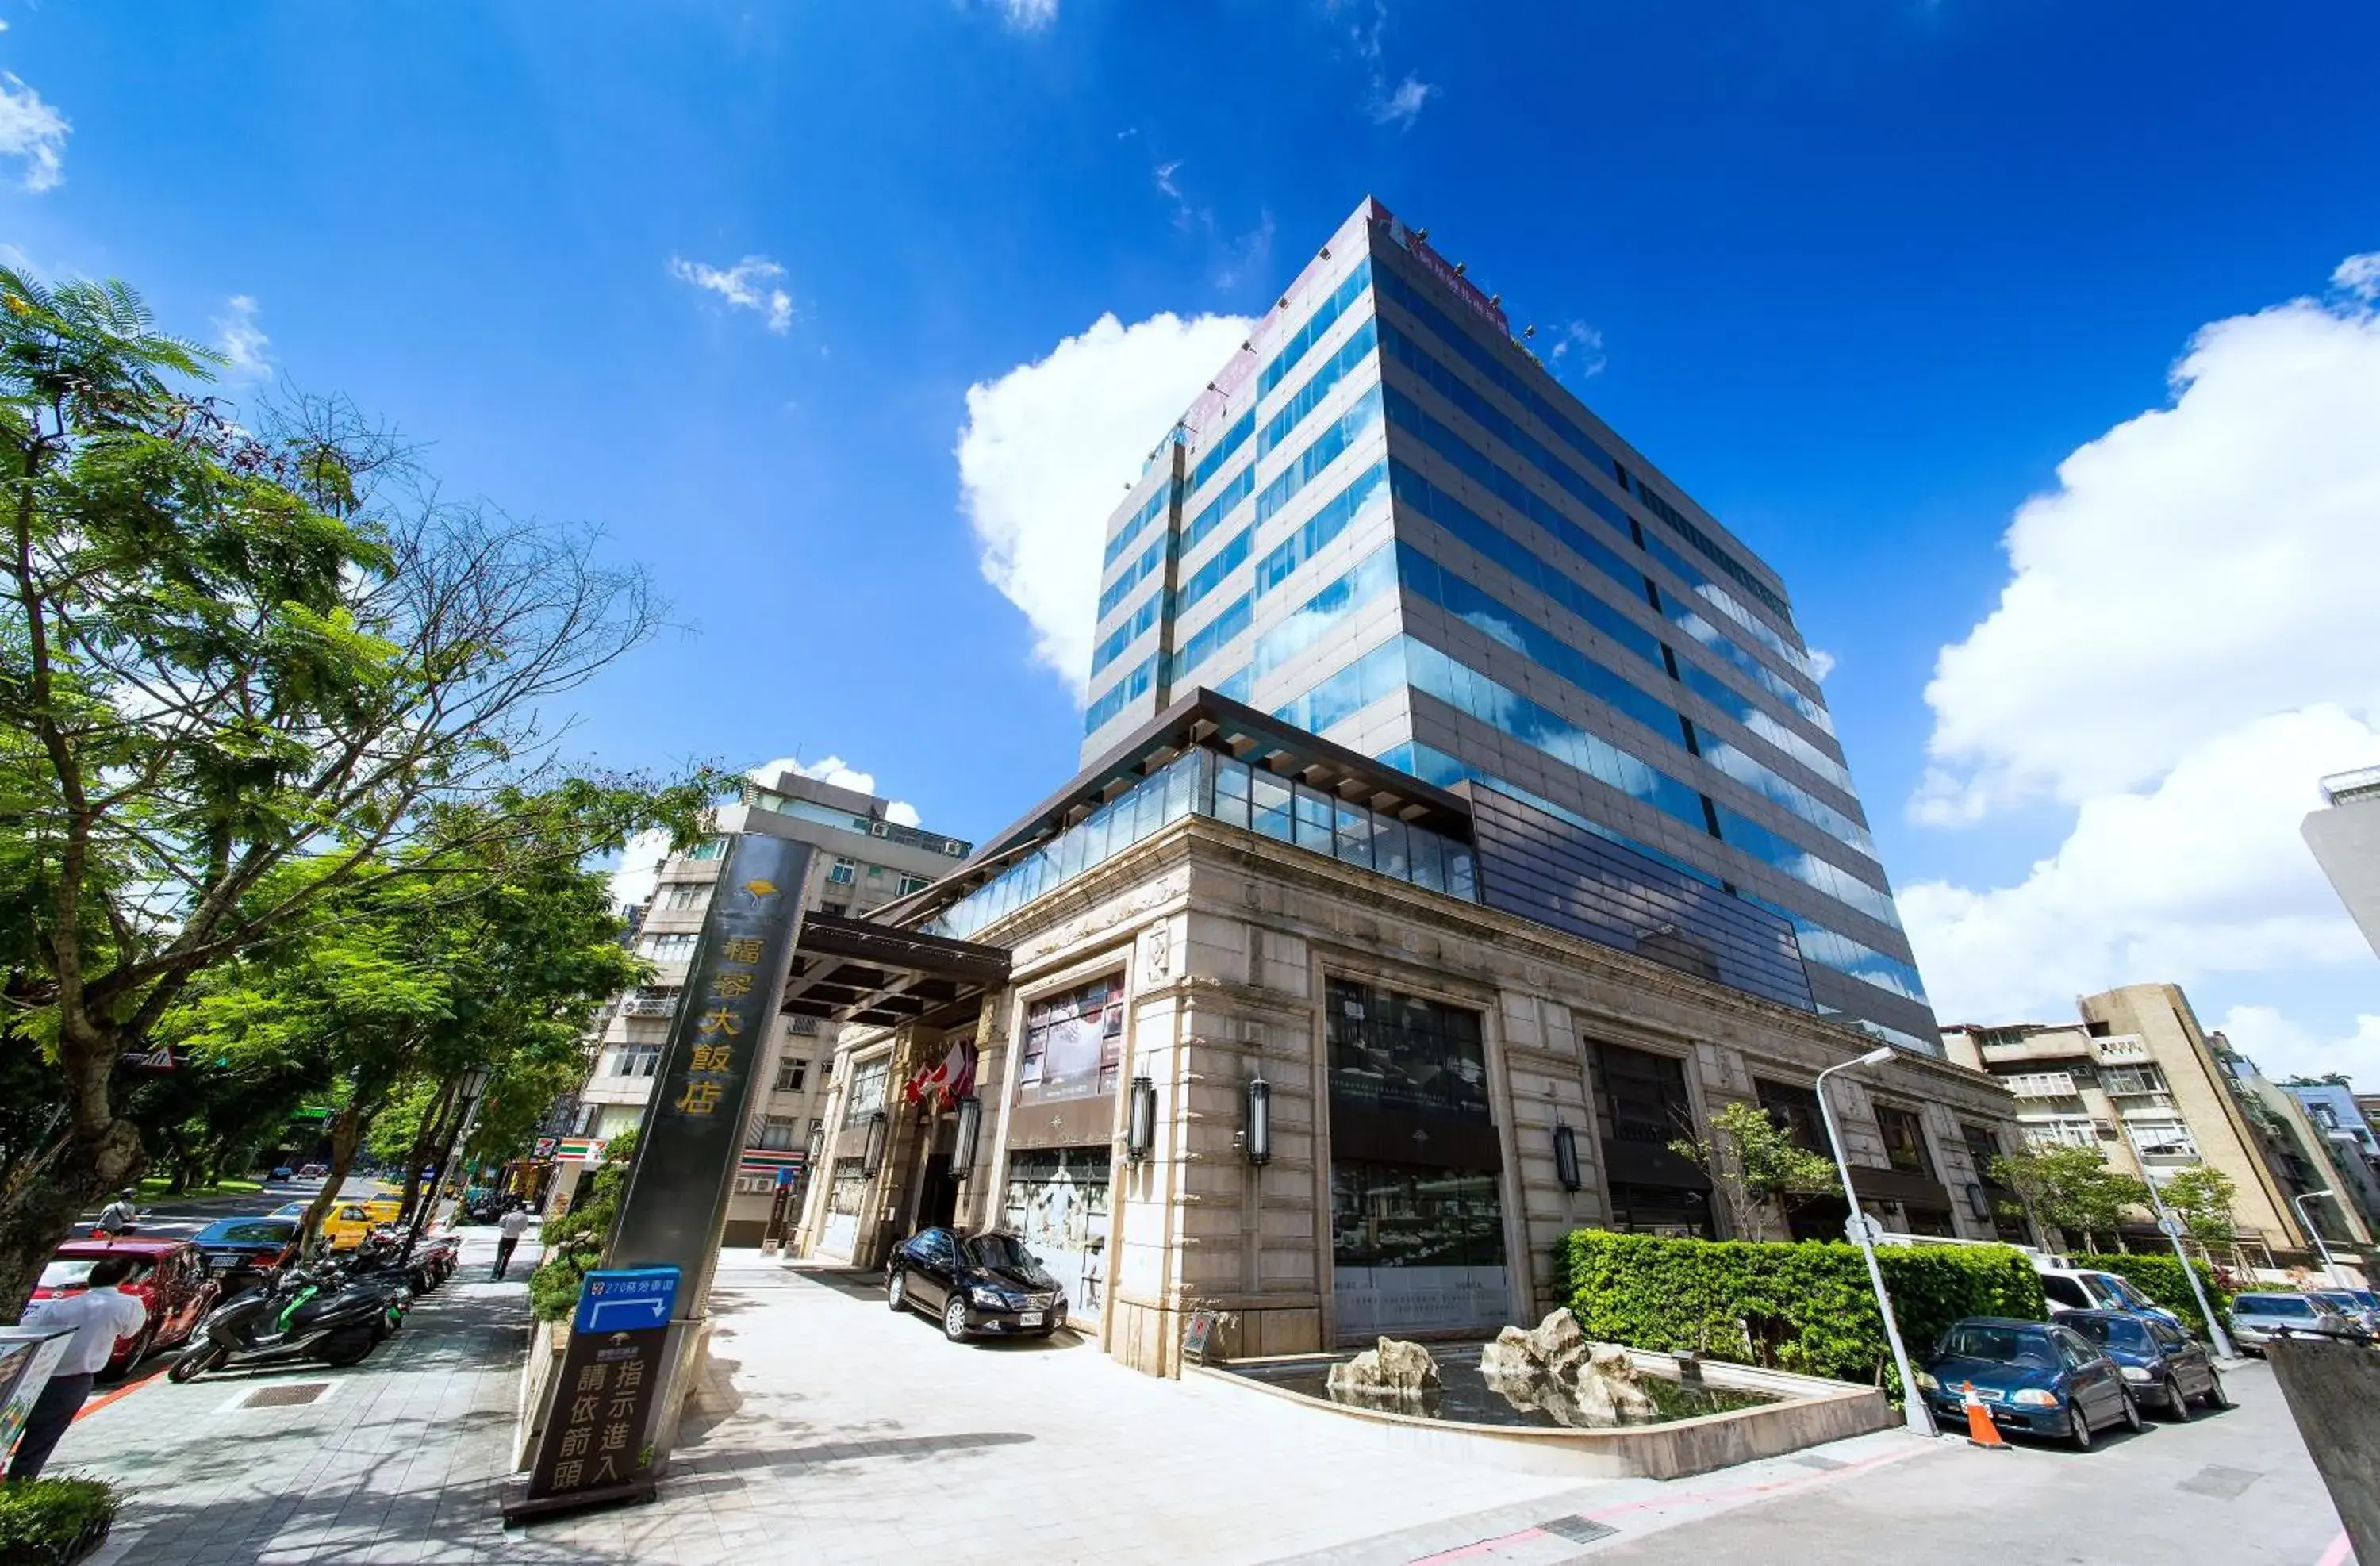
[
  {"x1": 492, "y1": 1205, "x2": 532, "y2": 1280},
  {"x1": 7, "y1": 1256, "x2": 148, "y2": 1481}
]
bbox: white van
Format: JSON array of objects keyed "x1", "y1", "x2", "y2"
[{"x1": 2035, "y1": 1264, "x2": 2184, "y2": 1329}]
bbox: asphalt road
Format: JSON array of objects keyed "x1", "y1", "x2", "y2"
[
  {"x1": 83, "y1": 1174, "x2": 391, "y2": 1242},
  {"x1": 1586, "y1": 1357, "x2": 2344, "y2": 1564}
]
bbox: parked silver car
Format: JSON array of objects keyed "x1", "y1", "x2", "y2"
[
  {"x1": 2306, "y1": 1289, "x2": 2380, "y2": 1334},
  {"x1": 2228, "y1": 1292, "x2": 2370, "y2": 1352}
]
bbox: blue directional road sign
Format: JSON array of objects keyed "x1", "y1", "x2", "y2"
[{"x1": 573, "y1": 1265, "x2": 681, "y2": 1335}]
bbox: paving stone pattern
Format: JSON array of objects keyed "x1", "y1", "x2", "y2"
[{"x1": 50, "y1": 1241, "x2": 1938, "y2": 1564}]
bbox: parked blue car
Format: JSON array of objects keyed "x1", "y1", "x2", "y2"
[
  {"x1": 2059, "y1": 1309, "x2": 2227, "y2": 1420},
  {"x1": 1916, "y1": 1317, "x2": 2142, "y2": 1448}
]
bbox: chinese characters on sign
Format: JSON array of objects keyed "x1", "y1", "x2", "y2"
[
  {"x1": 605, "y1": 832, "x2": 816, "y2": 1302},
  {"x1": 511, "y1": 1267, "x2": 680, "y2": 1518}
]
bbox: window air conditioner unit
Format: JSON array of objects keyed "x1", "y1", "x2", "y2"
[{"x1": 869, "y1": 820, "x2": 889, "y2": 838}]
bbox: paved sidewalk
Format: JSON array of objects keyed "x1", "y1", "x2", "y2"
[
  {"x1": 53, "y1": 1223, "x2": 548, "y2": 1565},
  {"x1": 50, "y1": 1243, "x2": 2322, "y2": 1564}
]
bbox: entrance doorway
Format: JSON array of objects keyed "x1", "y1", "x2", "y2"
[{"x1": 919, "y1": 1153, "x2": 959, "y2": 1230}]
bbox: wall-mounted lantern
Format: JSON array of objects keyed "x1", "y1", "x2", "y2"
[
  {"x1": 951, "y1": 1096, "x2": 983, "y2": 1182},
  {"x1": 1964, "y1": 1181, "x2": 1992, "y2": 1222},
  {"x1": 1127, "y1": 1075, "x2": 1157, "y2": 1163},
  {"x1": 1245, "y1": 1074, "x2": 1273, "y2": 1166},
  {"x1": 1553, "y1": 1122, "x2": 1583, "y2": 1193},
  {"x1": 860, "y1": 1110, "x2": 889, "y2": 1177}
]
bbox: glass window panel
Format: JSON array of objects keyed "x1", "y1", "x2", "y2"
[
  {"x1": 1334, "y1": 798, "x2": 1373, "y2": 868},
  {"x1": 1250, "y1": 769, "x2": 1294, "y2": 842},
  {"x1": 1373, "y1": 816, "x2": 1411, "y2": 881},
  {"x1": 1293, "y1": 784, "x2": 1336, "y2": 853}
]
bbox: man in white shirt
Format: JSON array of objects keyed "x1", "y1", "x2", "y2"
[
  {"x1": 7, "y1": 1256, "x2": 149, "y2": 1480},
  {"x1": 493, "y1": 1206, "x2": 533, "y2": 1280}
]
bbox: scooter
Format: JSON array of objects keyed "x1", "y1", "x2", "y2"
[{"x1": 165, "y1": 1267, "x2": 390, "y2": 1380}]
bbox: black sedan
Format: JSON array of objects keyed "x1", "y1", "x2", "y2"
[
  {"x1": 191, "y1": 1216, "x2": 301, "y2": 1297},
  {"x1": 2062, "y1": 1309, "x2": 2227, "y2": 1419},
  {"x1": 887, "y1": 1227, "x2": 1067, "y2": 1342}
]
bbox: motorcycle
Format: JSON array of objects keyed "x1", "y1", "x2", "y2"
[
  {"x1": 341, "y1": 1229, "x2": 440, "y2": 1304},
  {"x1": 166, "y1": 1266, "x2": 391, "y2": 1380}
]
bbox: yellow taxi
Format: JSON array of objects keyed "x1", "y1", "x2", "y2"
[{"x1": 321, "y1": 1196, "x2": 405, "y2": 1250}]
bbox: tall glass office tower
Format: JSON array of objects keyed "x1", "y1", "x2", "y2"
[{"x1": 1081, "y1": 198, "x2": 1938, "y2": 1051}]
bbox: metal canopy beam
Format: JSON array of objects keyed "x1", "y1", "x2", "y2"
[{"x1": 774, "y1": 911, "x2": 1009, "y2": 1031}]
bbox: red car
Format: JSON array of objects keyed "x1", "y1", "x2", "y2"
[{"x1": 33, "y1": 1238, "x2": 222, "y2": 1378}]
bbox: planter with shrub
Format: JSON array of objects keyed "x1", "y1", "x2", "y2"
[
  {"x1": 1565, "y1": 1229, "x2": 2048, "y2": 1398},
  {"x1": 0, "y1": 1477, "x2": 121, "y2": 1566}
]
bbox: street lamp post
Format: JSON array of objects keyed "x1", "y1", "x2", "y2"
[
  {"x1": 1816, "y1": 1046, "x2": 1936, "y2": 1438},
  {"x1": 2117, "y1": 1120, "x2": 2236, "y2": 1358},
  {"x1": 2293, "y1": 1190, "x2": 2347, "y2": 1287}
]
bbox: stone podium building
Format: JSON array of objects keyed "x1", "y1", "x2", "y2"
[
  {"x1": 793, "y1": 696, "x2": 2022, "y2": 1376},
  {"x1": 794, "y1": 197, "x2": 2020, "y2": 1376}
]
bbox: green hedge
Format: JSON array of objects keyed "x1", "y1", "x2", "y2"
[
  {"x1": 0, "y1": 1477, "x2": 119, "y2": 1564},
  {"x1": 2071, "y1": 1252, "x2": 2233, "y2": 1338},
  {"x1": 1565, "y1": 1230, "x2": 2047, "y2": 1398}
]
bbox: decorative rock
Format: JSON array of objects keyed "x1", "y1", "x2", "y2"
[
  {"x1": 1326, "y1": 1337, "x2": 1441, "y2": 1399},
  {"x1": 1480, "y1": 1309, "x2": 1660, "y2": 1426}
]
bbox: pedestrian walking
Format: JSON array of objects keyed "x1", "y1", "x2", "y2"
[
  {"x1": 91, "y1": 1190, "x2": 139, "y2": 1237},
  {"x1": 492, "y1": 1205, "x2": 532, "y2": 1280},
  {"x1": 6, "y1": 1257, "x2": 148, "y2": 1482}
]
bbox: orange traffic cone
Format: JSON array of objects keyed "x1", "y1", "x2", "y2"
[{"x1": 1960, "y1": 1382, "x2": 2007, "y2": 1449}]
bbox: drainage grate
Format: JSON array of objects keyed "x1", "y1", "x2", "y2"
[
  {"x1": 240, "y1": 1382, "x2": 331, "y2": 1410},
  {"x1": 1539, "y1": 1515, "x2": 1619, "y2": 1545}
]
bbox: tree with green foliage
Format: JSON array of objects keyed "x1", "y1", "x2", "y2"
[
  {"x1": 0, "y1": 267, "x2": 704, "y2": 1313},
  {"x1": 166, "y1": 819, "x2": 652, "y2": 1248},
  {"x1": 2158, "y1": 1165, "x2": 2239, "y2": 1250},
  {"x1": 1988, "y1": 1145, "x2": 2152, "y2": 1253},
  {"x1": 529, "y1": 1128, "x2": 638, "y2": 1323},
  {"x1": 1671, "y1": 1100, "x2": 1841, "y2": 1240}
]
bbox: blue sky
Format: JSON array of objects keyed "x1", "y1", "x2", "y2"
[{"x1": 6, "y1": 2, "x2": 2378, "y2": 1075}]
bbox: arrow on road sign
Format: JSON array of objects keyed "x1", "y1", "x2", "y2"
[{"x1": 585, "y1": 1294, "x2": 671, "y2": 1332}]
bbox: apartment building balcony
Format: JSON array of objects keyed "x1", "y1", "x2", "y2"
[
  {"x1": 2006, "y1": 1070, "x2": 2082, "y2": 1100},
  {"x1": 1975, "y1": 1035, "x2": 2094, "y2": 1067}
]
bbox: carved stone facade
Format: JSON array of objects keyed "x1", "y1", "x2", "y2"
[{"x1": 795, "y1": 812, "x2": 2021, "y2": 1379}]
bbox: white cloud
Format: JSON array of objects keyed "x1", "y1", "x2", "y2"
[
  {"x1": 1914, "y1": 278, "x2": 2380, "y2": 823},
  {"x1": 0, "y1": 72, "x2": 69, "y2": 192},
  {"x1": 1546, "y1": 320, "x2": 1605, "y2": 379},
  {"x1": 956, "y1": 309, "x2": 1253, "y2": 695},
  {"x1": 606, "y1": 831, "x2": 672, "y2": 912},
  {"x1": 1215, "y1": 212, "x2": 1276, "y2": 290},
  {"x1": 1901, "y1": 254, "x2": 2380, "y2": 1027},
  {"x1": 1000, "y1": 0, "x2": 1057, "y2": 29},
  {"x1": 2333, "y1": 251, "x2": 2380, "y2": 303},
  {"x1": 666, "y1": 255, "x2": 793, "y2": 334},
  {"x1": 1903, "y1": 706, "x2": 2378, "y2": 1021},
  {"x1": 1368, "y1": 73, "x2": 1437, "y2": 129},
  {"x1": 213, "y1": 296, "x2": 271, "y2": 380},
  {"x1": 1804, "y1": 647, "x2": 1837, "y2": 682},
  {"x1": 2218, "y1": 1006, "x2": 2380, "y2": 1089}
]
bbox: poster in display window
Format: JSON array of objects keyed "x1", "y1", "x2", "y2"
[
  {"x1": 1016, "y1": 977, "x2": 1123, "y2": 1107},
  {"x1": 820, "y1": 1157, "x2": 867, "y2": 1259},
  {"x1": 1002, "y1": 1146, "x2": 1111, "y2": 1318}
]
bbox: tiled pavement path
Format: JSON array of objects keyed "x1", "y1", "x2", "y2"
[
  {"x1": 57, "y1": 1242, "x2": 1941, "y2": 1564},
  {"x1": 57, "y1": 1225, "x2": 555, "y2": 1565}
]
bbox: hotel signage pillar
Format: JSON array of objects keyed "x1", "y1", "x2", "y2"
[{"x1": 520, "y1": 827, "x2": 814, "y2": 1513}]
